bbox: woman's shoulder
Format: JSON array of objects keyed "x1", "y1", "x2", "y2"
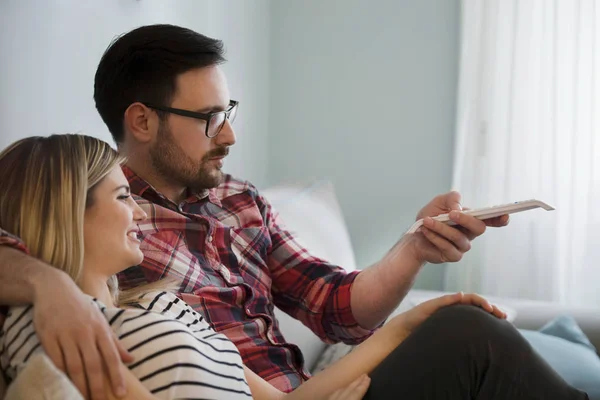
[{"x1": 133, "y1": 291, "x2": 206, "y2": 325}]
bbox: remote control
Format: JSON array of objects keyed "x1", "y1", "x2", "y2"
[{"x1": 406, "y1": 199, "x2": 555, "y2": 234}]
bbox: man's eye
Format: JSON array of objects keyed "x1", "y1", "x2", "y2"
[{"x1": 118, "y1": 195, "x2": 131, "y2": 200}]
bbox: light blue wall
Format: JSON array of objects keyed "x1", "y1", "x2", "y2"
[
  {"x1": 0, "y1": 0, "x2": 459, "y2": 289},
  {"x1": 268, "y1": 0, "x2": 460, "y2": 289},
  {"x1": 0, "y1": 0, "x2": 271, "y2": 187}
]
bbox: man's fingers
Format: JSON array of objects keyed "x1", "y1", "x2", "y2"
[
  {"x1": 98, "y1": 331, "x2": 128, "y2": 398},
  {"x1": 114, "y1": 334, "x2": 134, "y2": 363},
  {"x1": 60, "y1": 338, "x2": 89, "y2": 399},
  {"x1": 424, "y1": 216, "x2": 472, "y2": 249},
  {"x1": 421, "y1": 228, "x2": 463, "y2": 262},
  {"x1": 444, "y1": 191, "x2": 463, "y2": 211},
  {"x1": 79, "y1": 340, "x2": 106, "y2": 400},
  {"x1": 423, "y1": 218, "x2": 471, "y2": 254},
  {"x1": 484, "y1": 214, "x2": 510, "y2": 227},
  {"x1": 448, "y1": 212, "x2": 487, "y2": 239},
  {"x1": 40, "y1": 336, "x2": 65, "y2": 373}
]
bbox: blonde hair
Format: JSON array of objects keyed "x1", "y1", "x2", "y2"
[{"x1": 0, "y1": 134, "x2": 176, "y2": 306}]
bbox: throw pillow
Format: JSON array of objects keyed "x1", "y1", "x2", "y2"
[
  {"x1": 520, "y1": 316, "x2": 600, "y2": 399},
  {"x1": 539, "y1": 314, "x2": 596, "y2": 352}
]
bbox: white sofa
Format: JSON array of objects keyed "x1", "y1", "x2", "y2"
[{"x1": 263, "y1": 180, "x2": 600, "y2": 372}]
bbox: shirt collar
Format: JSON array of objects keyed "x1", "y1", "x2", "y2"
[{"x1": 122, "y1": 165, "x2": 222, "y2": 208}]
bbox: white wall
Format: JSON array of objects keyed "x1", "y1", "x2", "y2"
[
  {"x1": 0, "y1": 0, "x2": 271, "y2": 187},
  {"x1": 268, "y1": 0, "x2": 460, "y2": 289}
]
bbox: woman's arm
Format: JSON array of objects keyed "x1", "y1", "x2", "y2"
[
  {"x1": 283, "y1": 313, "x2": 407, "y2": 400},
  {"x1": 242, "y1": 314, "x2": 404, "y2": 400},
  {"x1": 286, "y1": 292, "x2": 505, "y2": 400},
  {"x1": 247, "y1": 293, "x2": 506, "y2": 400}
]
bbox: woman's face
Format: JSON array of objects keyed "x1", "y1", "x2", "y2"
[{"x1": 83, "y1": 165, "x2": 147, "y2": 275}]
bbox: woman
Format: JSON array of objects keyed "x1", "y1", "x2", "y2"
[{"x1": 0, "y1": 134, "x2": 588, "y2": 400}]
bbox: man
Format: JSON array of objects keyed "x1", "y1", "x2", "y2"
[{"x1": 0, "y1": 25, "x2": 509, "y2": 398}]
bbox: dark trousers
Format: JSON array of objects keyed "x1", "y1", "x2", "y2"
[{"x1": 364, "y1": 305, "x2": 589, "y2": 400}]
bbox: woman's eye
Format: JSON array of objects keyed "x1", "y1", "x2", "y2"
[{"x1": 118, "y1": 194, "x2": 131, "y2": 200}]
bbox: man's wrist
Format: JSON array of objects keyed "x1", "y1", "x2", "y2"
[
  {"x1": 386, "y1": 234, "x2": 425, "y2": 267},
  {"x1": 29, "y1": 261, "x2": 71, "y2": 304}
]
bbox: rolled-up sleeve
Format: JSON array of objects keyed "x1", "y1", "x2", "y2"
[{"x1": 0, "y1": 228, "x2": 29, "y2": 254}]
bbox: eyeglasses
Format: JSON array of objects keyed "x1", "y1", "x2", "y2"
[{"x1": 143, "y1": 100, "x2": 239, "y2": 138}]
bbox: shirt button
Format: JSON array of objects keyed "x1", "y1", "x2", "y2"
[
  {"x1": 246, "y1": 307, "x2": 252, "y2": 314},
  {"x1": 208, "y1": 235, "x2": 213, "y2": 242}
]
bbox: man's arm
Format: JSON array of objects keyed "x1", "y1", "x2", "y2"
[
  {"x1": 0, "y1": 230, "x2": 132, "y2": 400},
  {"x1": 350, "y1": 192, "x2": 510, "y2": 329},
  {"x1": 259, "y1": 193, "x2": 379, "y2": 344},
  {"x1": 0, "y1": 245, "x2": 51, "y2": 306}
]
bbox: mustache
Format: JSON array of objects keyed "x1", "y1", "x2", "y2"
[{"x1": 204, "y1": 147, "x2": 230, "y2": 160}]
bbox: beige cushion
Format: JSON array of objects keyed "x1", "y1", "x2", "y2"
[{"x1": 5, "y1": 353, "x2": 82, "y2": 400}]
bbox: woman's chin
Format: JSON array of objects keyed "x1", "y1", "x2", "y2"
[{"x1": 133, "y1": 249, "x2": 144, "y2": 266}]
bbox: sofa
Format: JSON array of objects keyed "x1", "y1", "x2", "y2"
[
  {"x1": 2, "y1": 179, "x2": 599, "y2": 398},
  {"x1": 263, "y1": 180, "x2": 600, "y2": 397}
]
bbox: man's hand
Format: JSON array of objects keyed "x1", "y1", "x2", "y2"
[
  {"x1": 408, "y1": 191, "x2": 509, "y2": 264},
  {"x1": 391, "y1": 292, "x2": 507, "y2": 340},
  {"x1": 32, "y1": 270, "x2": 133, "y2": 400}
]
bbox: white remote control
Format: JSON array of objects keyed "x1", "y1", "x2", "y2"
[{"x1": 405, "y1": 199, "x2": 555, "y2": 234}]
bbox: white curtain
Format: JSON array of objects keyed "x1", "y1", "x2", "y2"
[{"x1": 446, "y1": 0, "x2": 600, "y2": 307}]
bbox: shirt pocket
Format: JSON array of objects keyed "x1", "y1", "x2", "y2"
[
  {"x1": 229, "y1": 226, "x2": 272, "y2": 291},
  {"x1": 139, "y1": 230, "x2": 211, "y2": 288}
]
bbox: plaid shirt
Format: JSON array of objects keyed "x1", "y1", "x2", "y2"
[{"x1": 0, "y1": 165, "x2": 376, "y2": 392}]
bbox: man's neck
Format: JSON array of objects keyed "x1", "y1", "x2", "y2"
[{"x1": 125, "y1": 158, "x2": 187, "y2": 204}]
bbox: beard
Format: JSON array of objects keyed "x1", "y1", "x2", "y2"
[{"x1": 149, "y1": 121, "x2": 229, "y2": 191}]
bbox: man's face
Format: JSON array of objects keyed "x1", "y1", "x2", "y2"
[{"x1": 149, "y1": 66, "x2": 236, "y2": 191}]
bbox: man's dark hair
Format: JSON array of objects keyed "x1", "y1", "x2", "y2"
[{"x1": 94, "y1": 24, "x2": 226, "y2": 143}]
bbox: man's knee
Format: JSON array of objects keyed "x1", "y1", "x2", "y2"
[{"x1": 423, "y1": 304, "x2": 517, "y2": 345}]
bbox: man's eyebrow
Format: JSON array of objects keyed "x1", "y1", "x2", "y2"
[{"x1": 113, "y1": 185, "x2": 130, "y2": 193}]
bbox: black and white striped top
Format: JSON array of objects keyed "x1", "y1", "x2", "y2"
[{"x1": 0, "y1": 291, "x2": 252, "y2": 399}]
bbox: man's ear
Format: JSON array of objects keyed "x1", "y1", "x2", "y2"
[{"x1": 124, "y1": 103, "x2": 159, "y2": 144}]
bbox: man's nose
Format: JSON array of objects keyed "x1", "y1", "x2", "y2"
[{"x1": 214, "y1": 119, "x2": 236, "y2": 147}]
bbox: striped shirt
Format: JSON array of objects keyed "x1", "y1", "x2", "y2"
[
  {"x1": 0, "y1": 165, "x2": 378, "y2": 392},
  {"x1": 0, "y1": 291, "x2": 251, "y2": 399}
]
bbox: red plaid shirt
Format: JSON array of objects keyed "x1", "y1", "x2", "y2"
[{"x1": 0, "y1": 165, "x2": 376, "y2": 392}]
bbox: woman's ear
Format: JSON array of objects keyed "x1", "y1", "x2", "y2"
[{"x1": 123, "y1": 103, "x2": 158, "y2": 145}]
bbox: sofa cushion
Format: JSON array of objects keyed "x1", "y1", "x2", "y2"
[
  {"x1": 539, "y1": 315, "x2": 596, "y2": 352},
  {"x1": 4, "y1": 353, "x2": 82, "y2": 400},
  {"x1": 262, "y1": 180, "x2": 358, "y2": 371},
  {"x1": 520, "y1": 316, "x2": 600, "y2": 399}
]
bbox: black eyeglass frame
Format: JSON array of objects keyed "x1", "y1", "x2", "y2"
[{"x1": 142, "y1": 100, "x2": 239, "y2": 138}]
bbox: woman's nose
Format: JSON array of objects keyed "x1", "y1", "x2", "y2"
[{"x1": 132, "y1": 201, "x2": 148, "y2": 221}]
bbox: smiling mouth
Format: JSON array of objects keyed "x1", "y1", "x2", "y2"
[{"x1": 127, "y1": 231, "x2": 141, "y2": 240}]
